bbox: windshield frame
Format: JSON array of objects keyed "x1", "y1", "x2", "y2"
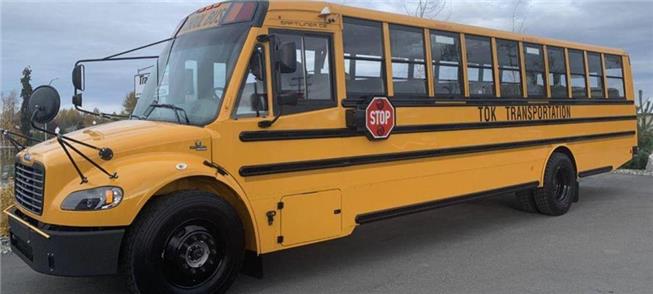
[{"x1": 132, "y1": 23, "x2": 252, "y2": 126}]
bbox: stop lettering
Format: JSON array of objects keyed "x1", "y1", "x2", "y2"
[{"x1": 365, "y1": 97, "x2": 395, "y2": 140}]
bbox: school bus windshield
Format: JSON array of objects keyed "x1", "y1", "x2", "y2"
[{"x1": 132, "y1": 24, "x2": 249, "y2": 125}]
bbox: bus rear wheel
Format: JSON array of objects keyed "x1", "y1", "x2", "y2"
[
  {"x1": 534, "y1": 153, "x2": 577, "y2": 216},
  {"x1": 123, "y1": 191, "x2": 244, "y2": 294}
]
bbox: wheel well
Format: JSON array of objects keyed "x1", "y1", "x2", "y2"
[
  {"x1": 140, "y1": 176, "x2": 258, "y2": 252},
  {"x1": 551, "y1": 146, "x2": 578, "y2": 174}
]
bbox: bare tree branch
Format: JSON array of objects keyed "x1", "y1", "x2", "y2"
[
  {"x1": 404, "y1": 0, "x2": 448, "y2": 19},
  {"x1": 512, "y1": 0, "x2": 527, "y2": 33}
]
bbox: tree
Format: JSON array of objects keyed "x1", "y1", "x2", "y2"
[
  {"x1": 511, "y1": 0, "x2": 527, "y2": 33},
  {"x1": 19, "y1": 66, "x2": 33, "y2": 136},
  {"x1": 637, "y1": 90, "x2": 653, "y2": 132},
  {"x1": 1, "y1": 91, "x2": 18, "y2": 130},
  {"x1": 121, "y1": 91, "x2": 137, "y2": 115},
  {"x1": 404, "y1": 0, "x2": 448, "y2": 19}
]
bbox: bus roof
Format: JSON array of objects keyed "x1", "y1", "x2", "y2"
[{"x1": 267, "y1": 0, "x2": 628, "y2": 56}]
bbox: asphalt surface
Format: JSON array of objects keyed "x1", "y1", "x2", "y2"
[{"x1": 2, "y1": 173, "x2": 652, "y2": 294}]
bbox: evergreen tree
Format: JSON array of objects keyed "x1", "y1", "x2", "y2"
[
  {"x1": 19, "y1": 66, "x2": 33, "y2": 136},
  {"x1": 121, "y1": 91, "x2": 138, "y2": 115}
]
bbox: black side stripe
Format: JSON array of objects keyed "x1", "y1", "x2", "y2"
[
  {"x1": 578, "y1": 166, "x2": 614, "y2": 178},
  {"x1": 239, "y1": 115, "x2": 637, "y2": 142},
  {"x1": 342, "y1": 97, "x2": 634, "y2": 108},
  {"x1": 239, "y1": 130, "x2": 635, "y2": 177},
  {"x1": 355, "y1": 181, "x2": 540, "y2": 224}
]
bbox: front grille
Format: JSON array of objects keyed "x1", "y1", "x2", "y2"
[{"x1": 14, "y1": 162, "x2": 45, "y2": 215}]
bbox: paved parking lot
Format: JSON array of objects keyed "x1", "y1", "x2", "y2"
[{"x1": 2, "y1": 173, "x2": 652, "y2": 294}]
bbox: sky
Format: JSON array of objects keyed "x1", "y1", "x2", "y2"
[{"x1": 1, "y1": 0, "x2": 652, "y2": 113}]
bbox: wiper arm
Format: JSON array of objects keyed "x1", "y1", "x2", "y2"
[{"x1": 144, "y1": 103, "x2": 190, "y2": 124}]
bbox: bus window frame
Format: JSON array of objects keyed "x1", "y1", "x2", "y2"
[
  {"x1": 342, "y1": 17, "x2": 388, "y2": 99},
  {"x1": 464, "y1": 34, "x2": 496, "y2": 98},
  {"x1": 269, "y1": 29, "x2": 338, "y2": 115},
  {"x1": 429, "y1": 29, "x2": 465, "y2": 98},
  {"x1": 388, "y1": 23, "x2": 430, "y2": 98},
  {"x1": 232, "y1": 43, "x2": 272, "y2": 119}
]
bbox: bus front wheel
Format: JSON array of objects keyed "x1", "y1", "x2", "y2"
[
  {"x1": 123, "y1": 191, "x2": 244, "y2": 294},
  {"x1": 534, "y1": 153, "x2": 577, "y2": 216}
]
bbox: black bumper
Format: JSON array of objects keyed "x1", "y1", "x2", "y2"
[{"x1": 7, "y1": 207, "x2": 125, "y2": 277}]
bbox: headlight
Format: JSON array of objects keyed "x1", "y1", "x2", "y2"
[{"x1": 61, "y1": 187, "x2": 123, "y2": 211}]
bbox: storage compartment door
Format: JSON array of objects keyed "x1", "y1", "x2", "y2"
[{"x1": 280, "y1": 190, "x2": 342, "y2": 246}]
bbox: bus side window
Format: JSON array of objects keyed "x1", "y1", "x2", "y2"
[
  {"x1": 605, "y1": 54, "x2": 625, "y2": 99},
  {"x1": 568, "y1": 49, "x2": 587, "y2": 98},
  {"x1": 587, "y1": 53, "x2": 605, "y2": 98},
  {"x1": 343, "y1": 18, "x2": 386, "y2": 99},
  {"x1": 496, "y1": 39, "x2": 522, "y2": 98},
  {"x1": 389, "y1": 24, "x2": 428, "y2": 97},
  {"x1": 523, "y1": 44, "x2": 546, "y2": 97},
  {"x1": 430, "y1": 30, "x2": 463, "y2": 96},
  {"x1": 547, "y1": 47, "x2": 568, "y2": 98},
  {"x1": 275, "y1": 31, "x2": 335, "y2": 114},
  {"x1": 235, "y1": 45, "x2": 268, "y2": 117},
  {"x1": 465, "y1": 35, "x2": 495, "y2": 97}
]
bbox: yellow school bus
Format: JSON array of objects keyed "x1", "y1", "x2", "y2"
[{"x1": 5, "y1": 1, "x2": 637, "y2": 293}]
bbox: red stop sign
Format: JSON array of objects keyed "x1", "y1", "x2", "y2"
[{"x1": 365, "y1": 97, "x2": 396, "y2": 140}]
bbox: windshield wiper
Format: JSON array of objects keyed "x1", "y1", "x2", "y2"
[{"x1": 144, "y1": 103, "x2": 190, "y2": 124}]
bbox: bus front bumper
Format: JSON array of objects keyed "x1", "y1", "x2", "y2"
[{"x1": 5, "y1": 206, "x2": 125, "y2": 277}]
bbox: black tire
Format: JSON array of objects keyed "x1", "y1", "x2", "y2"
[
  {"x1": 123, "y1": 191, "x2": 244, "y2": 294},
  {"x1": 534, "y1": 153, "x2": 578, "y2": 216},
  {"x1": 515, "y1": 189, "x2": 539, "y2": 213}
]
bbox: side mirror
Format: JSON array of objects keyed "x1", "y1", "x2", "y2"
[
  {"x1": 278, "y1": 93, "x2": 299, "y2": 106},
  {"x1": 29, "y1": 85, "x2": 61, "y2": 124},
  {"x1": 72, "y1": 64, "x2": 85, "y2": 91},
  {"x1": 277, "y1": 42, "x2": 297, "y2": 74}
]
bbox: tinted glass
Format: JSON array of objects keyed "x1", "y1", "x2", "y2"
[
  {"x1": 587, "y1": 53, "x2": 603, "y2": 76},
  {"x1": 343, "y1": 18, "x2": 385, "y2": 97},
  {"x1": 497, "y1": 40, "x2": 519, "y2": 69},
  {"x1": 390, "y1": 25, "x2": 427, "y2": 95},
  {"x1": 466, "y1": 36, "x2": 494, "y2": 96},
  {"x1": 547, "y1": 47, "x2": 566, "y2": 73},
  {"x1": 235, "y1": 45, "x2": 268, "y2": 117},
  {"x1": 431, "y1": 31, "x2": 460, "y2": 63},
  {"x1": 589, "y1": 76, "x2": 604, "y2": 98},
  {"x1": 549, "y1": 73, "x2": 567, "y2": 98},
  {"x1": 524, "y1": 44, "x2": 544, "y2": 72},
  {"x1": 343, "y1": 18, "x2": 383, "y2": 58},
  {"x1": 605, "y1": 55, "x2": 623, "y2": 77},
  {"x1": 466, "y1": 36, "x2": 493, "y2": 67},
  {"x1": 524, "y1": 44, "x2": 545, "y2": 97},
  {"x1": 276, "y1": 32, "x2": 334, "y2": 113},
  {"x1": 568, "y1": 50, "x2": 585, "y2": 75},
  {"x1": 607, "y1": 78, "x2": 624, "y2": 98},
  {"x1": 571, "y1": 75, "x2": 587, "y2": 98},
  {"x1": 468, "y1": 67, "x2": 494, "y2": 96},
  {"x1": 431, "y1": 31, "x2": 462, "y2": 95},
  {"x1": 496, "y1": 40, "x2": 521, "y2": 97}
]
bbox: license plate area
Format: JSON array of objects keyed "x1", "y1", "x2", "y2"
[{"x1": 10, "y1": 231, "x2": 34, "y2": 261}]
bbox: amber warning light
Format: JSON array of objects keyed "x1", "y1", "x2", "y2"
[{"x1": 179, "y1": 2, "x2": 257, "y2": 35}]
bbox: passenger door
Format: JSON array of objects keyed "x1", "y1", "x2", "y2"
[{"x1": 219, "y1": 28, "x2": 346, "y2": 249}]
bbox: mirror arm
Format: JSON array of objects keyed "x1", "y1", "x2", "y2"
[
  {"x1": 30, "y1": 111, "x2": 114, "y2": 160},
  {"x1": 258, "y1": 105, "x2": 283, "y2": 128}
]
